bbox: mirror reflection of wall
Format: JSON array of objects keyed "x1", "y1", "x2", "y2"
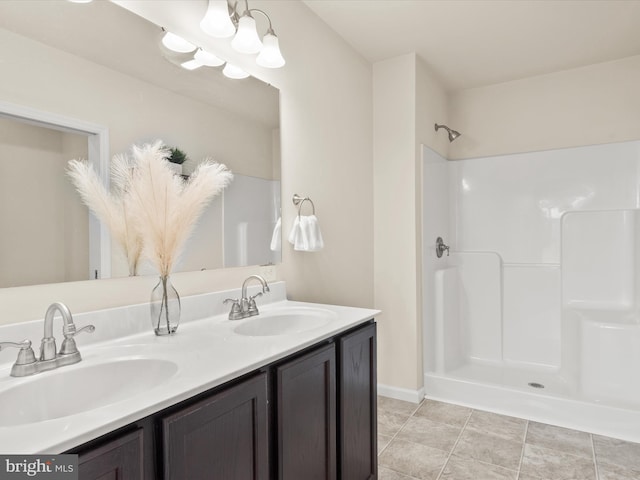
[
  {"x1": 223, "y1": 175, "x2": 281, "y2": 268},
  {"x1": 0, "y1": 117, "x2": 88, "y2": 287},
  {"x1": 0, "y1": 0, "x2": 281, "y2": 287}
]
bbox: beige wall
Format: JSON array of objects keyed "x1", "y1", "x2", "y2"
[
  {"x1": 0, "y1": 119, "x2": 88, "y2": 287},
  {"x1": 0, "y1": 1, "x2": 374, "y2": 324},
  {"x1": 373, "y1": 54, "x2": 448, "y2": 392},
  {"x1": 449, "y1": 55, "x2": 640, "y2": 160},
  {"x1": 374, "y1": 54, "x2": 418, "y2": 392}
]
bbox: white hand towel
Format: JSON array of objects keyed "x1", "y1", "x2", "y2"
[
  {"x1": 303, "y1": 215, "x2": 324, "y2": 251},
  {"x1": 288, "y1": 215, "x2": 324, "y2": 252},
  {"x1": 270, "y1": 217, "x2": 281, "y2": 251},
  {"x1": 288, "y1": 215, "x2": 302, "y2": 246}
]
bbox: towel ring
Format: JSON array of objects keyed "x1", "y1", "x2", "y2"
[{"x1": 292, "y1": 193, "x2": 315, "y2": 217}]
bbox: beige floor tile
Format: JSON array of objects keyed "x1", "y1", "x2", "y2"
[
  {"x1": 453, "y1": 428, "x2": 523, "y2": 470},
  {"x1": 379, "y1": 410, "x2": 411, "y2": 437},
  {"x1": 520, "y1": 443, "x2": 596, "y2": 480},
  {"x1": 378, "y1": 438, "x2": 449, "y2": 480},
  {"x1": 525, "y1": 422, "x2": 592, "y2": 458},
  {"x1": 377, "y1": 398, "x2": 638, "y2": 480},
  {"x1": 597, "y1": 461, "x2": 640, "y2": 480},
  {"x1": 465, "y1": 410, "x2": 527, "y2": 442},
  {"x1": 413, "y1": 399, "x2": 471, "y2": 428},
  {"x1": 378, "y1": 466, "x2": 421, "y2": 480},
  {"x1": 593, "y1": 435, "x2": 640, "y2": 471},
  {"x1": 516, "y1": 474, "x2": 545, "y2": 480},
  {"x1": 379, "y1": 434, "x2": 393, "y2": 454},
  {"x1": 378, "y1": 395, "x2": 422, "y2": 416},
  {"x1": 396, "y1": 416, "x2": 462, "y2": 453},
  {"x1": 440, "y1": 455, "x2": 517, "y2": 480}
]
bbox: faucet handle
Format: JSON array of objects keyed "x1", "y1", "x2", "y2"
[
  {"x1": 0, "y1": 339, "x2": 31, "y2": 350},
  {"x1": 60, "y1": 324, "x2": 95, "y2": 355},
  {"x1": 1, "y1": 340, "x2": 38, "y2": 376},
  {"x1": 63, "y1": 324, "x2": 95, "y2": 340},
  {"x1": 0, "y1": 340, "x2": 37, "y2": 365},
  {"x1": 247, "y1": 293, "x2": 263, "y2": 317},
  {"x1": 224, "y1": 298, "x2": 244, "y2": 320}
]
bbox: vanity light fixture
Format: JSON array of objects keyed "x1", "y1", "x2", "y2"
[
  {"x1": 194, "y1": 48, "x2": 225, "y2": 67},
  {"x1": 180, "y1": 59, "x2": 203, "y2": 71},
  {"x1": 223, "y1": 63, "x2": 250, "y2": 79},
  {"x1": 162, "y1": 30, "x2": 197, "y2": 53},
  {"x1": 200, "y1": 0, "x2": 237, "y2": 38},
  {"x1": 231, "y1": 10, "x2": 263, "y2": 54},
  {"x1": 200, "y1": 0, "x2": 286, "y2": 68},
  {"x1": 160, "y1": 1, "x2": 280, "y2": 81},
  {"x1": 256, "y1": 28, "x2": 285, "y2": 68}
]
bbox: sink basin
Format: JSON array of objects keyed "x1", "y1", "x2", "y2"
[
  {"x1": 233, "y1": 307, "x2": 336, "y2": 336},
  {"x1": 0, "y1": 357, "x2": 178, "y2": 426}
]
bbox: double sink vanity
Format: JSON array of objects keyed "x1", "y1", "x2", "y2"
[{"x1": 0, "y1": 281, "x2": 379, "y2": 480}]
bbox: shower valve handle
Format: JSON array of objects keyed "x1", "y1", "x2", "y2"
[{"x1": 436, "y1": 237, "x2": 450, "y2": 258}]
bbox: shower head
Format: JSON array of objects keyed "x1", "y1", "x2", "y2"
[{"x1": 435, "y1": 123, "x2": 461, "y2": 142}]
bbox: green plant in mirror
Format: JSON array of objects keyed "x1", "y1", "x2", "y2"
[{"x1": 164, "y1": 146, "x2": 188, "y2": 165}]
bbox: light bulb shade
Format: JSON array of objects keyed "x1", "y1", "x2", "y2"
[
  {"x1": 231, "y1": 15, "x2": 262, "y2": 54},
  {"x1": 194, "y1": 48, "x2": 225, "y2": 67},
  {"x1": 223, "y1": 63, "x2": 250, "y2": 79},
  {"x1": 200, "y1": 0, "x2": 236, "y2": 38},
  {"x1": 181, "y1": 59, "x2": 203, "y2": 70},
  {"x1": 256, "y1": 32, "x2": 285, "y2": 68},
  {"x1": 162, "y1": 31, "x2": 196, "y2": 53}
]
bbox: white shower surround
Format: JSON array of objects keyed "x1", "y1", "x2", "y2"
[{"x1": 422, "y1": 142, "x2": 640, "y2": 442}]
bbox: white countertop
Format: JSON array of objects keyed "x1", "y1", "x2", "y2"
[{"x1": 0, "y1": 282, "x2": 379, "y2": 454}]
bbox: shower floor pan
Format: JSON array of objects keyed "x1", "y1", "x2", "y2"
[{"x1": 424, "y1": 362, "x2": 640, "y2": 443}]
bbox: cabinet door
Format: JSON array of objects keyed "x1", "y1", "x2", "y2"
[
  {"x1": 78, "y1": 429, "x2": 143, "y2": 480},
  {"x1": 277, "y1": 343, "x2": 336, "y2": 480},
  {"x1": 338, "y1": 322, "x2": 377, "y2": 480},
  {"x1": 162, "y1": 372, "x2": 269, "y2": 480}
]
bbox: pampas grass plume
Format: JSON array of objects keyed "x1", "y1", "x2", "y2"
[
  {"x1": 126, "y1": 141, "x2": 233, "y2": 277},
  {"x1": 69, "y1": 141, "x2": 233, "y2": 278},
  {"x1": 67, "y1": 157, "x2": 143, "y2": 275}
]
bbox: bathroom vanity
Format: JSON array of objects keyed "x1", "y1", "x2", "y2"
[{"x1": 0, "y1": 282, "x2": 378, "y2": 480}]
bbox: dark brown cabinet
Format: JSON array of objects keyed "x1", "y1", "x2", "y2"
[
  {"x1": 77, "y1": 429, "x2": 143, "y2": 480},
  {"x1": 162, "y1": 372, "x2": 269, "y2": 480},
  {"x1": 277, "y1": 343, "x2": 337, "y2": 480},
  {"x1": 71, "y1": 320, "x2": 376, "y2": 480}
]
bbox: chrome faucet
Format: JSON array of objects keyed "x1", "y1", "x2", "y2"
[
  {"x1": 0, "y1": 302, "x2": 94, "y2": 377},
  {"x1": 224, "y1": 275, "x2": 270, "y2": 320}
]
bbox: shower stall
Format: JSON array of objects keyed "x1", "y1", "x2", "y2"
[{"x1": 422, "y1": 141, "x2": 640, "y2": 442}]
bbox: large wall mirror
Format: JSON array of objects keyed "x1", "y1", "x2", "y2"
[{"x1": 0, "y1": 0, "x2": 281, "y2": 288}]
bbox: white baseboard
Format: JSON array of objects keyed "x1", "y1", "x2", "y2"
[{"x1": 377, "y1": 383, "x2": 425, "y2": 404}]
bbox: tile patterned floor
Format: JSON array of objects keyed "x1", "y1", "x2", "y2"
[{"x1": 377, "y1": 397, "x2": 640, "y2": 480}]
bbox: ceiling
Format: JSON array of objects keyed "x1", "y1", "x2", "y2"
[{"x1": 303, "y1": 0, "x2": 640, "y2": 92}]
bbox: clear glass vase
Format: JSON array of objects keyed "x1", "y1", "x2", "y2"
[{"x1": 150, "y1": 275, "x2": 180, "y2": 335}]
